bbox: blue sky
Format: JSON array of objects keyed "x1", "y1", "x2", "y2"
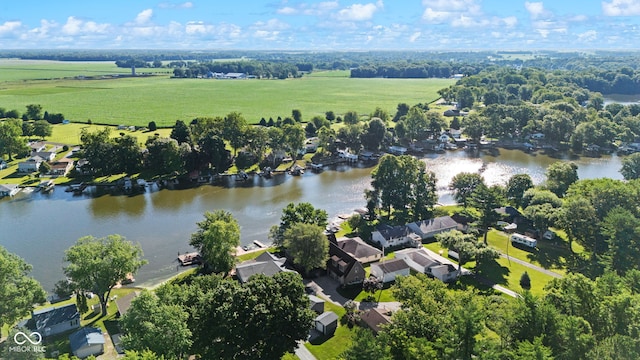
[{"x1": 1, "y1": 0, "x2": 639, "y2": 50}]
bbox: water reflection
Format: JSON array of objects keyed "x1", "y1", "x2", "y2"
[{"x1": 0, "y1": 148, "x2": 625, "y2": 291}]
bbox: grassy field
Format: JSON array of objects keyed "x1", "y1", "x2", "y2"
[
  {"x1": 0, "y1": 61, "x2": 454, "y2": 127},
  {"x1": 305, "y1": 299, "x2": 355, "y2": 360}
]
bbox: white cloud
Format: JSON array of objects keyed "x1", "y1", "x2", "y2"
[
  {"x1": 336, "y1": 2, "x2": 383, "y2": 21},
  {"x1": 135, "y1": 9, "x2": 153, "y2": 24},
  {"x1": 253, "y1": 19, "x2": 289, "y2": 31},
  {"x1": 277, "y1": 6, "x2": 297, "y2": 15},
  {"x1": 0, "y1": 21, "x2": 22, "y2": 34},
  {"x1": 159, "y1": 2, "x2": 193, "y2": 9},
  {"x1": 502, "y1": 16, "x2": 518, "y2": 27},
  {"x1": 602, "y1": 0, "x2": 640, "y2": 16},
  {"x1": 525, "y1": 2, "x2": 545, "y2": 18},
  {"x1": 409, "y1": 32, "x2": 421, "y2": 42},
  {"x1": 60, "y1": 17, "x2": 108, "y2": 36},
  {"x1": 277, "y1": 1, "x2": 339, "y2": 16},
  {"x1": 577, "y1": 30, "x2": 597, "y2": 41}
]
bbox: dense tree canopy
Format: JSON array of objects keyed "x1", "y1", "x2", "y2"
[
  {"x1": 189, "y1": 210, "x2": 240, "y2": 275},
  {"x1": 64, "y1": 234, "x2": 146, "y2": 316},
  {"x1": 283, "y1": 222, "x2": 329, "y2": 273},
  {"x1": 0, "y1": 246, "x2": 46, "y2": 329}
]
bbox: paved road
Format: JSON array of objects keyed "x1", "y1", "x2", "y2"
[
  {"x1": 295, "y1": 341, "x2": 317, "y2": 360},
  {"x1": 500, "y1": 254, "x2": 563, "y2": 279}
]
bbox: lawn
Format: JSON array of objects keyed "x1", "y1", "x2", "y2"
[
  {"x1": 0, "y1": 61, "x2": 454, "y2": 127},
  {"x1": 24, "y1": 287, "x2": 140, "y2": 358},
  {"x1": 484, "y1": 229, "x2": 567, "y2": 274},
  {"x1": 423, "y1": 241, "x2": 556, "y2": 296},
  {"x1": 305, "y1": 299, "x2": 356, "y2": 360}
]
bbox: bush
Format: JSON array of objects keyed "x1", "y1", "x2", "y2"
[
  {"x1": 148, "y1": 121, "x2": 157, "y2": 131},
  {"x1": 62, "y1": 145, "x2": 69, "y2": 152},
  {"x1": 520, "y1": 271, "x2": 531, "y2": 290}
]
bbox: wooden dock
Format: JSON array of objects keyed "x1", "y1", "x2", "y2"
[{"x1": 177, "y1": 252, "x2": 202, "y2": 266}]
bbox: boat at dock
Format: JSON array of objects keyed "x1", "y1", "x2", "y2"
[{"x1": 177, "y1": 252, "x2": 202, "y2": 266}]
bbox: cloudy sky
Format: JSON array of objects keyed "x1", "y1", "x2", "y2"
[{"x1": 1, "y1": 0, "x2": 639, "y2": 50}]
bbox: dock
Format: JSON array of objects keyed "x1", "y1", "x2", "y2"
[{"x1": 177, "y1": 252, "x2": 202, "y2": 266}]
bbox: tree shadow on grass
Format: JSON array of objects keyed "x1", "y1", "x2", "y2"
[
  {"x1": 475, "y1": 259, "x2": 510, "y2": 287},
  {"x1": 525, "y1": 241, "x2": 571, "y2": 270}
]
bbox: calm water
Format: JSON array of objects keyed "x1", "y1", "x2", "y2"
[{"x1": 0, "y1": 149, "x2": 624, "y2": 292}]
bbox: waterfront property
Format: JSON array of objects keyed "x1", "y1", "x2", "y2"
[
  {"x1": 18, "y1": 156, "x2": 44, "y2": 173},
  {"x1": 115, "y1": 291, "x2": 141, "y2": 317},
  {"x1": 370, "y1": 258, "x2": 411, "y2": 284},
  {"x1": 371, "y1": 224, "x2": 422, "y2": 249},
  {"x1": 406, "y1": 216, "x2": 460, "y2": 240},
  {"x1": 235, "y1": 251, "x2": 289, "y2": 283},
  {"x1": 69, "y1": 327, "x2": 105, "y2": 358},
  {"x1": 0, "y1": 183, "x2": 20, "y2": 197},
  {"x1": 333, "y1": 236, "x2": 383, "y2": 264},
  {"x1": 28, "y1": 303, "x2": 80, "y2": 337}
]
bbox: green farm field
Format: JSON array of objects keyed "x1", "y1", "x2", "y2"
[{"x1": 0, "y1": 60, "x2": 454, "y2": 127}]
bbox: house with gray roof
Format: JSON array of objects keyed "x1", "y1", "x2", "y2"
[
  {"x1": 235, "y1": 251, "x2": 289, "y2": 283},
  {"x1": 406, "y1": 216, "x2": 460, "y2": 240},
  {"x1": 327, "y1": 240, "x2": 365, "y2": 286},
  {"x1": 371, "y1": 224, "x2": 421, "y2": 249},
  {"x1": 360, "y1": 307, "x2": 392, "y2": 335},
  {"x1": 335, "y1": 236, "x2": 382, "y2": 264},
  {"x1": 69, "y1": 327, "x2": 105, "y2": 358},
  {"x1": 29, "y1": 303, "x2": 80, "y2": 337},
  {"x1": 395, "y1": 247, "x2": 458, "y2": 283},
  {"x1": 370, "y1": 258, "x2": 410, "y2": 283},
  {"x1": 0, "y1": 184, "x2": 20, "y2": 197},
  {"x1": 18, "y1": 156, "x2": 44, "y2": 173}
]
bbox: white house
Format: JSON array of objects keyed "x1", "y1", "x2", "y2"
[
  {"x1": 0, "y1": 184, "x2": 19, "y2": 197},
  {"x1": 18, "y1": 156, "x2": 44, "y2": 173},
  {"x1": 69, "y1": 327, "x2": 105, "y2": 358},
  {"x1": 371, "y1": 224, "x2": 422, "y2": 249},
  {"x1": 388, "y1": 146, "x2": 407, "y2": 155},
  {"x1": 406, "y1": 216, "x2": 460, "y2": 240},
  {"x1": 395, "y1": 248, "x2": 458, "y2": 283},
  {"x1": 370, "y1": 258, "x2": 410, "y2": 283},
  {"x1": 30, "y1": 304, "x2": 80, "y2": 337}
]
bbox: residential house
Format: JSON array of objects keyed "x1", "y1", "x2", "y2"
[
  {"x1": 395, "y1": 248, "x2": 458, "y2": 283},
  {"x1": 235, "y1": 251, "x2": 289, "y2": 283},
  {"x1": 327, "y1": 241, "x2": 365, "y2": 286},
  {"x1": 494, "y1": 206, "x2": 522, "y2": 224},
  {"x1": 0, "y1": 184, "x2": 20, "y2": 197},
  {"x1": 75, "y1": 159, "x2": 91, "y2": 175},
  {"x1": 360, "y1": 308, "x2": 392, "y2": 335},
  {"x1": 406, "y1": 216, "x2": 460, "y2": 241},
  {"x1": 28, "y1": 141, "x2": 46, "y2": 153},
  {"x1": 308, "y1": 295, "x2": 325, "y2": 314},
  {"x1": 314, "y1": 311, "x2": 339, "y2": 336},
  {"x1": 29, "y1": 303, "x2": 80, "y2": 337},
  {"x1": 371, "y1": 224, "x2": 421, "y2": 249},
  {"x1": 225, "y1": 72, "x2": 246, "y2": 79},
  {"x1": 115, "y1": 291, "x2": 140, "y2": 317},
  {"x1": 69, "y1": 327, "x2": 105, "y2": 358},
  {"x1": 334, "y1": 236, "x2": 382, "y2": 264},
  {"x1": 450, "y1": 213, "x2": 473, "y2": 232},
  {"x1": 18, "y1": 156, "x2": 44, "y2": 173},
  {"x1": 370, "y1": 258, "x2": 410, "y2": 284},
  {"x1": 32, "y1": 151, "x2": 56, "y2": 162},
  {"x1": 50, "y1": 159, "x2": 74, "y2": 176},
  {"x1": 388, "y1": 146, "x2": 407, "y2": 155}
]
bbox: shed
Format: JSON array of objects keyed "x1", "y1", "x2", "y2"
[
  {"x1": 69, "y1": 327, "x2": 105, "y2": 358},
  {"x1": 315, "y1": 311, "x2": 339, "y2": 336},
  {"x1": 308, "y1": 294, "x2": 325, "y2": 314}
]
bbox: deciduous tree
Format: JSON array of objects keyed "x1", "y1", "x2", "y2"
[
  {"x1": 64, "y1": 234, "x2": 146, "y2": 316},
  {"x1": 0, "y1": 119, "x2": 28, "y2": 161},
  {"x1": 0, "y1": 246, "x2": 46, "y2": 329},
  {"x1": 33, "y1": 120, "x2": 52, "y2": 139},
  {"x1": 620, "y1": 152, "x2": 640, "y2": 180},
  {"x1": 283, "y1": 223, "x2": 329, "y2": 273},
  {"x1": 450, "y1": 172, "x2": 484, "y2": 208},
  {"x1": 121, "y1": 291, "x2": 192, "y2": 360},
  {"x1": 189, "y1": 210, "x2": 240, "y2": 275}
]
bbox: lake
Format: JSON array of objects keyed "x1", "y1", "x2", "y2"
[{"x1": 0, "y1": 148, "x2": 624, "y2": 292}]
